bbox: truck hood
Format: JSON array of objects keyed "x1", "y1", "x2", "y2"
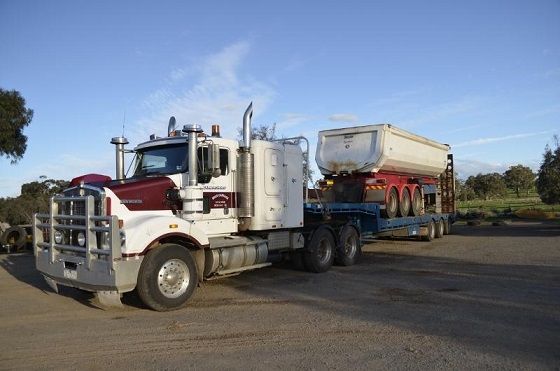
[{"x1": 69, "y1": 173, "x2": 180, "y2": 211}]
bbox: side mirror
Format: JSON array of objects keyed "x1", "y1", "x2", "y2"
[{"x1": 209, "y1": 143, "x2": 221, "y2": 177}]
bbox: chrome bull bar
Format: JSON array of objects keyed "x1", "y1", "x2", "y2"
[{"x1": 33, "y1": 195, "x2": 120, "y2": 271}]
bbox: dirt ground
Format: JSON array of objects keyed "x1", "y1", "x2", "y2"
[{"x1": 1, "y1": 221, "x2": 559, "y2": 370}]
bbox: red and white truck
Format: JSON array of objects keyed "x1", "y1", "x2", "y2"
[{"x1": 34, "y1": 103, "x2": 455, "y2": 311}]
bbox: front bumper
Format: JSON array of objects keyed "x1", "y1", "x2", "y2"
[
  {"x1": 34, "y1": 194, "x2": 141, "y2": 293},
  {"x1": 36, "y1": 250, "x2": 142, "y2": 292}
]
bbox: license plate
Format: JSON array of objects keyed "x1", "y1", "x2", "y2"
[{"x1": 63, "y1": 268, "x2": 77, "y2": 280}]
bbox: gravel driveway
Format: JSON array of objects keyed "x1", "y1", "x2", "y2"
[{"x1": 1, "y1": 221, "x2": 559, "y2": 370}]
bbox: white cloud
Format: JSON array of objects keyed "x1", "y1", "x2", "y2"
[
  {"x1": 400, "y1": 96, "x2": 480, "y2": 127},
  {"x1": 453, "y1": 131, "x2": 552, "y2": 148},
  {"x1": 454, "y1": 157, "x2": 541, "y2": 179},
  {"x1": 131, "y1": 41, "x2": 276, "y2": 142},
  {"x1": 276, "y1": 113, "x2": 314, "y2": 131},
  {"x1": 454, "y1": 158, "x2": 506, "y2": 178},
  {"x1": 328, "y1": 113, "x2": 358, "y2": 123}
]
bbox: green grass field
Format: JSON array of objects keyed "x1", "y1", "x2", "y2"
[{"x1": 457, "y1": 190, "x2": 560, "y2": 215}]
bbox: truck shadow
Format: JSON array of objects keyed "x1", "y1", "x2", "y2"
[
  {"x1": 224, "y1": 251, "x2": 560, "y2": 365},
  {"x1": 0, "y1": 253, "x2": 99, "y2": 309},
  {"x1": 452, "y1": 221, "x2": 560, "y2": 237}
]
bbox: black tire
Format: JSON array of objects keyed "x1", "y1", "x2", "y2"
[
  {"x1": 435, "y1": 219, "x2": 444, "y2": 238},
  {"x1": 410, "y1": 187, "x2": 422, "y2": 216},
  {"x1": 381, "y1": 187, "x2": 398, "y2": 219},
  {"x1": 303, "y1": 227, "x2": 335, "y2": 273},
  {"x1": 335, "y1": 226, "x2": 361, "y2": 266},
  {"x1": 289, "y1": 250, "x2": 306, "y2": 271},
  {"x1": 1, "y1": 226, "x2": 27, "y2": 251},
  {"x1": 136, "y1": 244, "x2": 198, "y2": 311},
  {"x1": 422, "y1": 220, "x2": 436, "y2": 241},
  {"x1": 398, "y1": 188, "x2": 411, "y2": 217},
  {"x1": 443, "y1": 219, "x2": 452, "y2": 235}
]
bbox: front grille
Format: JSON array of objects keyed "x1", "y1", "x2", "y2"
[{"x1": 33, "y1": 185, "x2": 120, "y2": 269}]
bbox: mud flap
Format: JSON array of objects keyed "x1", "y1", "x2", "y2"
[
  {"x1": 95, "y1": 291, "x2": 123, "y2": 308},
  {"x1": 43, "y1": 275, "x2": 59, "y2": 293}
]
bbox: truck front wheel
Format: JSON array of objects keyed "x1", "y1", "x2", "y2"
[
  {"x1": 304, "y1": 227, "x2": 335, "y2": 273},
  {"x1": 137, "y1": 244, "x2": 198, "y2": 311}
]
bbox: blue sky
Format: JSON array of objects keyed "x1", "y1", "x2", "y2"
[{"x1": 1, "y1": 0, "x2": 559, "y2": 197}]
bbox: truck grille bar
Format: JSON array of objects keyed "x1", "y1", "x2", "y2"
[{"x1": 33, "y1": 195, "x2": 120, "y2": 271}]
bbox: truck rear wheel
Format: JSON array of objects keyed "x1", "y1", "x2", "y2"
[
  {"x1": 444, "y1": 219, "x2": 452, "y2": 235},
  {"x1": 410, "y1": 187, "x2": 422, "y2": 216},
  {"x1": 304, "y1": 227, "x2": 335, "y2": 273},
  {"x1": 137, "y1": 244, "x2": 198, "y2": 311},
  {"x1": 381, "y1": 187, "x2": 398, "y2": 219},
  {"x1": 398, "y1": 188, "x2": 411, "y2": 217},
  {"x1": 435, "y1": 219, "x2": 444, "y2": 238},
  {"x1": 422, "y1": 220, "x2": 436, "y2": 241},
  {"x1": 335, "y1": 226, "x2": 361, "y2": 266}
]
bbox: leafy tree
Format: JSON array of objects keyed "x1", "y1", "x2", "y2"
[
  {"x1": 456, "y1": 178, "x2": 476, "y2": 201},
  {"x1": 0, "y1": 88, "x2": 34, "y2": 163},
  {"x1": 466, "y1": 173, "x2": 507, "y2": 200},
  {"x1": 503, "y1": 164, "x2": 535, "y2": 197},
  {"x1": 536, "y1": 135, "x2": 560, "y2": 204},
  {"x1": 0, "y1": 177, "x2": 69, "y2": 225},
  {"x1": 237, "y1": 122, "x2": 277, "y2": 141}
]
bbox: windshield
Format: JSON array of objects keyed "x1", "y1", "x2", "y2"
[{"x1": 132, "y1": 143, "x2": 187, "y2": 177}]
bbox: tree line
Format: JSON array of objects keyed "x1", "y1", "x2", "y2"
[
  {"x1": 457, "y1": 136, "x2": 560, "y2": 204},
  {"x1": 0, "y1": 177, "x2": 69, "y2": 226}
]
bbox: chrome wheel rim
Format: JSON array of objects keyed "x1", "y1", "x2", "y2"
[
  {"x1": 317, "y1": 238, "x2": 332, "y2": 263},
  {"x1": 429, "y1": 222, "x2": 435, "y2": 239},
  {"x1": 157, "y1": 259, "x2": 190, "y2": 299},
  {"x1": 343, "y1": 233, "x2": 357, "y2": 257}
]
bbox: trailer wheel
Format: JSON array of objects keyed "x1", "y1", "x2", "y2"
[
  {"x1": 444, "y1": 219, "x2": 452, "y2": 235},
  {"x1": 398, "y1": 188, "x2": 411, "y2": 217},
  {"x1": 304, "y1": 227, "x2": 335, "y2": 273},
  {"x1": 335, "y1": 226, "x2": 361, "y2": 266},
  {"x1": 435, "y1": 219, "x2": 444, "y2": 238},
  {"x1": 422, "y1": 220, "x2": 436, "y2": 241},
  {"x1": 410, "y1": 187, "x2": 422, "y2": 216},
  {"x1": 136, "y1": 244, "x2": 198, "y2": 311},
  {"x1": 0, "y1": 226, "x2": 27, "y2": 252},
  {"x1": 382, "y1": 187, "x2": 398, "y2": 219}
]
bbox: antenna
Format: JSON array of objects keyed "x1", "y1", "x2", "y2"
[{"x1": 122, "y1": 109, "x2": 126, "y2": 137}]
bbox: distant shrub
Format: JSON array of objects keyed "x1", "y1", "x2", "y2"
[{"x1": 514, "y1": 208, "x2": 557, "y2": 220}]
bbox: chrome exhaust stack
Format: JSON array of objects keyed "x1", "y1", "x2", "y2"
[
  {"x1": 110, "y1": 136, "x2": 129, "y2": 180},
  {"x1": 183, "y1": 124, "x2": 203, "y2": 186},
  {"x1": 181, "y1": 124, "x2": 204, "y2": 221},
  {"x1": 238, "y1": 103, "x2": 254, "y2": 230}
]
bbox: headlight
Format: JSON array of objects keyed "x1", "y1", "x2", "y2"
[
  {"x1": 77, "y1": 232, "x2": 86, "y2": 247},
  {"x1": 54, "y1": 230, "x2": 64, "y2": 244}
]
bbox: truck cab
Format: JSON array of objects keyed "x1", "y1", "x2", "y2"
[{"x1": 34, "y1": 104, "x2": 309, "y2": 311}]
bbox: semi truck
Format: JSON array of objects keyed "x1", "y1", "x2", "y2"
[{"x1": 33, "y1": 103, "x2": 455, "y2": 311}]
